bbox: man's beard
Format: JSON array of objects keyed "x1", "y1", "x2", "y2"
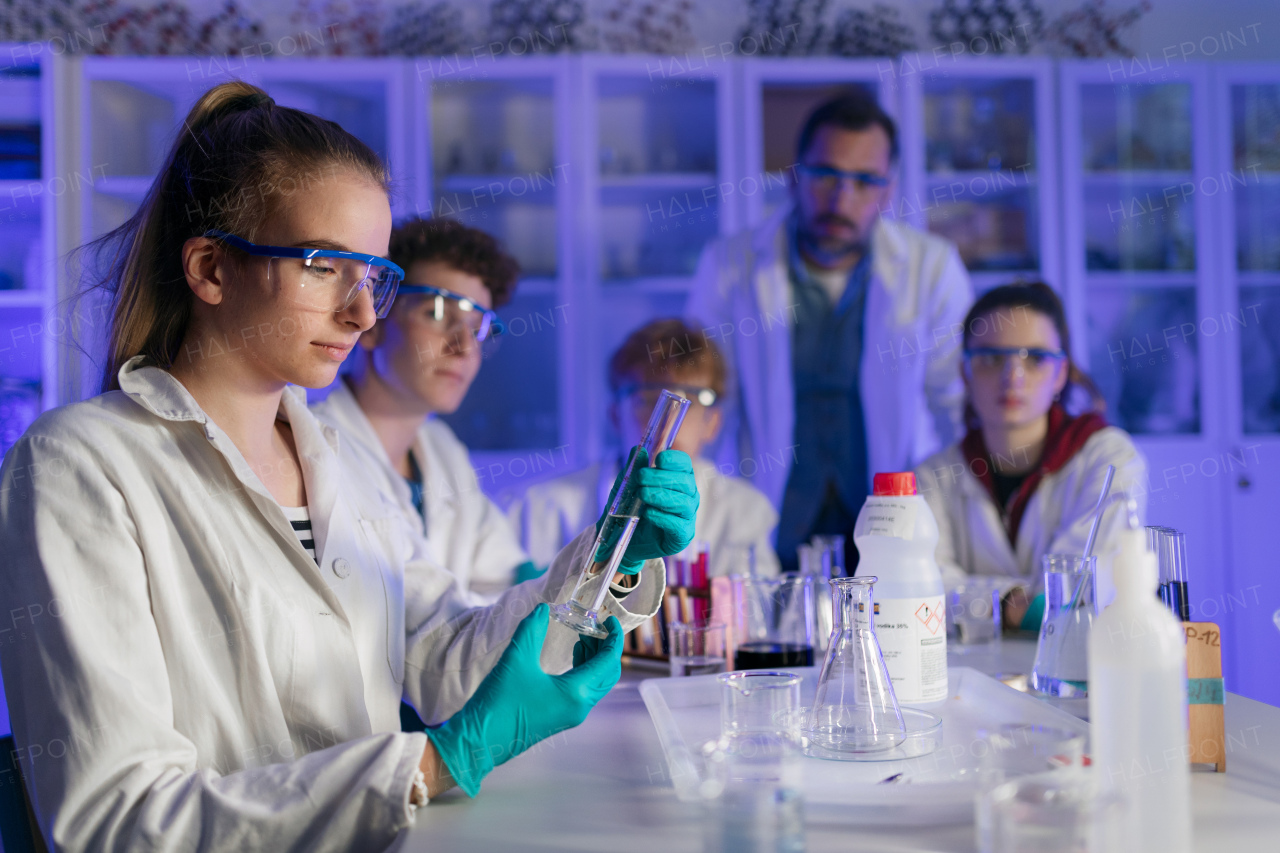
[{"x1": 797, "y1": 214, "x2": 869, "y2": 267}]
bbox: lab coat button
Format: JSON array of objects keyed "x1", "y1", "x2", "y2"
[{"x1": 332, "y1": 558, "x2": 351, "y2": 579}]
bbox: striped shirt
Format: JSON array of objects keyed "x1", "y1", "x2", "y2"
[{"x1": 280, "y1": 504, "x2": 316, "y2": 562}]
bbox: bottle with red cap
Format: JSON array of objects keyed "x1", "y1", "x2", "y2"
[{"x1": 852, "y1": 472, "x2": 948, "y2": 704}]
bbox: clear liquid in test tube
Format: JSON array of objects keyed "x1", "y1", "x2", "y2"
[{"x1": 550, "y1": 390, "x2": 691, "y2": 638}]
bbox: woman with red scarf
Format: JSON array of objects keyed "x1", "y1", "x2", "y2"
[{"x1": 914, "y1": 283, "x2": 1148, "y2": 631}]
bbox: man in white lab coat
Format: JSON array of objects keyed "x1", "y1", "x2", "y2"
[
  {"x1": 686, "y1": 88, "x2": 973, "y2": 571},
  {"x1": 313, "y1": 219, "x2": 537, "y2": 606}
]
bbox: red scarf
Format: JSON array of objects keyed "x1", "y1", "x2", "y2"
[{"x1": 962, "y1": 404, "x2": 1108, "y2": 546}]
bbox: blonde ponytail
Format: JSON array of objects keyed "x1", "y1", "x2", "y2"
[{"x1": 83, "y1": 80, "x2": 389, "y2": 391}]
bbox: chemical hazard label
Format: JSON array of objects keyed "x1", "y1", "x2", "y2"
[
  {"x1": 876, "y1": 596, "x2": 948, "y2": 703},
  {"x1": 915, "y1": 600, "x2": 944, "y2": 635}
]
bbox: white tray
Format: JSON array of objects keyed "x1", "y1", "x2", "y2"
[{"x1": 639, "y1": 666, "x2": 1088, "y2": 826}]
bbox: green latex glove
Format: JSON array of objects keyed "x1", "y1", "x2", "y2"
[
  {"x1": 1019, "y1": 592, "x2": 1046, "y2": 632},
  {"x1": 425, "y1": 603, "x2": 622, "y2": 797},
  {"x1": 595, "y1": 448, "x2": 699, "y2": 573},
  {"x1": 513, "y1": 560, "x2": 546, "y2": 585}
]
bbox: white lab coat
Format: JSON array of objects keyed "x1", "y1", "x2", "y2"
[
  {"x1": 501, "y1": 457, "x2": 782, "y2": 578},
  {"x1": 685, "y1": 206, "x2": 974, "y2": 509},
  {"x1": 0, "y1": 357, "x2": 664, "y2": 853},
  {"x1": 913, "y1": 428, "x2": 1149, "y2": 598},
  {"x1": 312, "y1": 381, "x2": 527, "y2": 605}
]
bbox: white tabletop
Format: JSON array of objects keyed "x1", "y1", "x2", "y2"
[{"x1": 396, "y1": 639, "x2": 1280, "y2": 852}]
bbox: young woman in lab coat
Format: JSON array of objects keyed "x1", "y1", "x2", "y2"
[
  {"x1": 503, "y1": 318, "x2": 782, "y2": 579},
  {"x1": 0, "y1": 82, "x2": 695, "y2": 852},
  {"x1": 312, "y1": 218, "x2": 538, "y2": 605},
  {"x1": 913, "y1": 283, "x2": 1147, "y2": 630}
]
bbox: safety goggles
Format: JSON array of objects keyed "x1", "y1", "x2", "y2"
[
  {"x1": 796, "y1": 164, "x2": 891, "y2": 194},
  {"x1": 205, "y1": 229, "x2": 403, "y2": 318},
  {"x1": 963, "y1": 346, "x2": 1066, "y2": 373},
  {"x1": 396, "y1": 284, "x2": 503, "y2": 343},
  {"x1": 617, "y1": 382, "x2": 718, "y2": 409}
]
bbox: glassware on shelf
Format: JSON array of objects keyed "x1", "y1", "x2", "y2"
[
  {"x1": 1030, "y1": 555, "x2": 1098, "y2": 698},
  {"x1": 1086, "y1": 287, "x2": 1200, "y2": 436},
  {"x1": 1230, "y1": 84, "x2": 1280, "y2": 171},
  {"x1": 927, "y1": 190, "x2": 1038, "y2": 272},
  {"x1": 0, "y1": 378, "x2": 40, "y2": 458},
  {"x1": 1080, "y1": 83, "x2": 1192, "y2": 172},
  {"x1": 730, "y1": 575, "x2": 815, "y2": 670},
  {"x1": 1239, "y1": 286, "x2": 1280, "y2": 433},
  {"x1": 1234, "y1": 183, "x2": 1280, "y2": 271},
  {"x1": 551, "y1": 390, "x2": 690, "y2": 638},
  {"x1": 923, "y1": 78, "x2": 1035, "y2": 173},
  {"x1": 803, "y1": 576, "x2": 906, "y2": 756},
  {"x1": 1083, "y1": 182, "x2": 1196, "y2": 271}
]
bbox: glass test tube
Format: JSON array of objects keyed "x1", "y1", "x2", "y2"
[{"x1": 550, "y1": 390, "x2": 690, "y2": 638}]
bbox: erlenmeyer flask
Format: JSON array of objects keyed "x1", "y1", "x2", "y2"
[{"x1": 807, "y1": 576, "x2": 906, "y2": 754}]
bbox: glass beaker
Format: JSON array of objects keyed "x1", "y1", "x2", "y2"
[
  {"x1": 950, "y1": 577, "x2": 1004, "y2": 649},
  {"x1": 551, "y1": 390, "x2": 690, "y2": 638},
  {"x1": 731, "y1": 575, "x2": 815, "y2": 670},
  {"x1": 976, "y1": 725, "x2": 1088, "y2": 852},
  {"x1": 798, "y1": 544, "x2": 833, "y2": 654},
  {"x1": 1030, "y1": 555, "x2": 1097, "y2": 698},
  {"x1": 805, "y1": 576, "x2": 906, "y2": 754},
  {"x1": 706, "y1": 672, "x2": 805, "y2": 853},
  {"x1": 719, "y1": 671, "x2": 802, "y2": 739}
]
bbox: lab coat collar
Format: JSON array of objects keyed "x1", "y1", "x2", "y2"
[
  {"x1": 116, "y1": 356, "x2": 341, "y2": 454},
  {"x1": 116, "y1": 355, "x2": 345, "y2": 569}
]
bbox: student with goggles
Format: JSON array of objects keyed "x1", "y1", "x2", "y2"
[
  {"x1": 502, "y1": 319, "x2": 781, "y2": 580},
  {"x1": 312, "y1": 218, "x2": 554, "y2": 608},
  {"x1": 0, "y1": 82, "x2": 693, "y2": 852},
  {"x1": 913, "y1": 283, "x2": 1148, "y2": 631}
]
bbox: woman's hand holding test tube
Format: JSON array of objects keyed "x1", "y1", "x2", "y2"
[{"x1": 596, "y1": 447, "x2": 700, "y2": 572}]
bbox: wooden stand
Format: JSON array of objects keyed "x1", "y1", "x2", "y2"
[{"x1": 1184, "y1": 621, "x2": 1225, "y2": 772}]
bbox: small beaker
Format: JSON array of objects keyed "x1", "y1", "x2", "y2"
[
  {"x1": 975, "y1": 725, "x2": 1087, "y2": 852},
  {"x1": 805, "y1": 576, "x2": 905, "y2": 754},
  {"x1": 719, "y1": 671, "x2": 802, "y2": 739},
  {"x1": 669, "y1": 621, "x2": 728, "y2": 678},
  {"x1": 984, "y1": 770, "x2": 1125, "y2": 853},
  {"x1": 950, "y1": 578, "x2": 1004, "y2": 649},
  {"x1": 1030, "y1": 555, "x2": 1097, "y2": 698},
  {"x1": 730, "y1": 576, "x2": 815, "y2": 670}
]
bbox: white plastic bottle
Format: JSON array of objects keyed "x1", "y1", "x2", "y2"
[
  {"x1": 1088, "y1": 500, "x2": 1191, "y2": 853},
  {"x1": 853, "y1": 472, "x2": 947, "y2": 704}
]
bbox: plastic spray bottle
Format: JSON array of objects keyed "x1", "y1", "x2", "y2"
[
  {"x1": 1088, "y1": 498, "x2": 1191, "y2": 853},
  {"x1": 853, "y1": 472, "x2": 947, "y2": 704}
]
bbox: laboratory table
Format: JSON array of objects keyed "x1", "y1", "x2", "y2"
[{"x1": 398, "y1": 639, "x2": 1280, "y2": 853}]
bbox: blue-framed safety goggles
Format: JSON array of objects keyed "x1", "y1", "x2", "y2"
[
  {"x1": 963, "y1": 346, "x2": 1066, "y2": 372},
  {"x1": 204, "y1": 229, "x2": 404, "y2": 318},
  {"x1": 616, "y1": 382, "x2": 718, "y2": 408},
  {"x1": 796, "y1": 163, "x2": 891, "y2": 191},
  {"x1": 396, "y1": 284, "x2": 503, "y2": 342}
]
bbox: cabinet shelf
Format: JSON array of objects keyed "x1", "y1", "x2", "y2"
[
  {"x1": 0, "y1": 290, "x2": 45, "y2": 308},
  {"x1": 1085, "y1": 272, "x2": 1198, "y2": 288},
  {"x1": 598, "y1": 172, "x2": 718, "y2": 190},
  {"x1": 1081, "y1": 170, "x2": 1194, "y2": 184},
  {"x1": 600, "y1": 276, "x2": 693, "y2": 293}
]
